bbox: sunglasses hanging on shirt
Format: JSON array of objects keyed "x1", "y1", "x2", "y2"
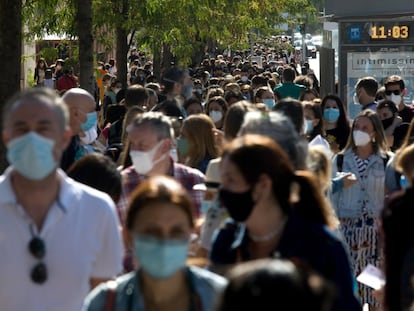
[{"x1": 28, "y1": 224, "x2": 47, "y2": 284}]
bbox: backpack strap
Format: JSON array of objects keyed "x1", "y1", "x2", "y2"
[
  {"x1": 337, "y1": 153, "x2": 389, "y2": 172},
  {"x1": 104, "y1": 280, "x2": 118, "y2": 311},
  {"x1": 336, "y1": 154, "x2": 344, "y2": 172}
]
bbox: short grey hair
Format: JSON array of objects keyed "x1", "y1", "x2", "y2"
[
  {"x1": 3, "y1": 87, "x2": 69, "y2": 132},
  {"x1": 239, "y1": 111, "x2": 308, "y2": 170},
  {"x1": 128, "y1": 111, "x2": 174, "y2": 140}
]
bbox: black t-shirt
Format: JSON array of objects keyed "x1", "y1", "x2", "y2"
[
  {"x1": 399, "y1": 105, "x2": 414, "y2": 123},
  {"x1": 326, "y1": 127, "x2": 350, "y2": 152},
  {"x1": 392, "y1": 123, "x2": 410, "y2": 151},
  {"x1": 60, "y1": 135, "x2": 82, "y2": 172}
]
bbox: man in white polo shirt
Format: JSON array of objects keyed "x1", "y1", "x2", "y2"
[{"x1": 0, "y1": 87, "x2": 123, "y2": 311}]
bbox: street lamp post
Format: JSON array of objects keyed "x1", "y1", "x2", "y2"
[{"x1": 299, "y1": 23, "x2": 306, "y2": 65}]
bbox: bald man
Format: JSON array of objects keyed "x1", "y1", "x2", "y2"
[{"x1": 61, "y1": 88, "x2": 97, "y2": 171}]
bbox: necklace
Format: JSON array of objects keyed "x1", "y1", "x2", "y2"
[{"x1": 248, "y1": 218, "x2": 287, "y2": 242}]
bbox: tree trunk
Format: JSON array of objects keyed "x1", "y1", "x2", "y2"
[
  {"x1": 116, "y1": 26, "x2": 128, "y2": 88},
  {"x1": 153, "y1": 42, "x2": 162, "y2": 81},
  {"x1": 0, "y1": 0, "x2": 22, "y2": 173},
  {"x1": 113, "y1": 0, "x2": 128, "y2": 88},
  {"x1": 162, "y1": 43, "x2": 174, "y2": 73},
  {"x1": 75, "y1": 0, "x2": 95, "y2": 95},
  {"x1": 190, "y1": 38, "x2": 207, "y2": 68}
]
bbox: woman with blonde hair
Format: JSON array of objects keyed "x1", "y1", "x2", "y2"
[
  {"x1": 177, "y1": 114, "x2": 220, "y2": 173},
  {"x1": 331, "y1": 109, "x2": 392, "y2": 310}
]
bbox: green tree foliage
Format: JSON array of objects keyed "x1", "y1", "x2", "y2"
[
  {"x1": 130, "y1": 0, "x2": 311, "y2": 66},
  {"x1": 23, "y1": 0, "x2": 77, "y2": 39},
  {"x1": 23, "y1": 0, "x2": 315, "y2": 77},
  {"x1": 23, "y1": 0, "x2": 78, "y2": 72}
]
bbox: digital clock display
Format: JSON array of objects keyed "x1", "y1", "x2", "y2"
[
  {"x1": 341, "y1": 21, "x2": 414, "y2": 44},
  {"x1": 370, "y1": 25, "x2": 409, "y2": 40}
]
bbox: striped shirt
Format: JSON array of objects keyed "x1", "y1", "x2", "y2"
[{"x1": 117, "y1": 159, "x2": 205, "y2": 224}]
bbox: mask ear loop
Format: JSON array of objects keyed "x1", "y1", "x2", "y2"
[
  {"x1": 151, "y1": 139, "x2": 169, "y2": 166},
  {"x1": 288, "y1": 180, "x2": 300, "y2": 205}
]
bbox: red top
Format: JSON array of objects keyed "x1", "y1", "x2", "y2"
[{"x1": 56, "y1": 75, "x2": 78, "y2": 94}]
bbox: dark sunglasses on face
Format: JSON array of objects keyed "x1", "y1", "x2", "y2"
[
  {"x1": 385, "y1": 90, "x2": 401, "y2": 96},
  {"x1": 28, "y1": 236, "x2": 47, "y2": 284}
]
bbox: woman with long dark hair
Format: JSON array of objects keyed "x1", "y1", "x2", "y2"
[{"x1": 210, "y1": 134, "x2": 361, "y2": 311}]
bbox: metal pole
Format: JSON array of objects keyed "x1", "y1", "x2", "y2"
[{"x1": 301, "y1": 36, "x2": 306, "y2": 65}]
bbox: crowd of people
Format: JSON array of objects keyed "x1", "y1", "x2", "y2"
[{"x1": 2, "y1": 46, "x2": 414, "y2": 311}]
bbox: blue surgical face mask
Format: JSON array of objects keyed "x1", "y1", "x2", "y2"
[
  {"x1": 243, "y1": 93, "x2": 251, "y2": 101},
  {"x1": 305, "y1": 119, "x2": 314, "y2": 134},
  {"x1": 7, "y1": 132, "x2": 57, "y2": 180},
  {"x1": 263, "y1": 98, "x2": 275, "y2": 110},
  {"x1": 176, "y1": 137, "x2": 188, "y2": 158},
  {"x1": 400, "y1": 175, "x2": 409, "y2": 189},
  {"x1": 201, "y1": 199, "x2": 213, "y2": 215},
  {"x1": 81, "y1": 112, "x2": 97, "y2": 132},
  {"x1": 324, "y1": 108, "x2": 340, "y2": 122},
  {"x1": 183, "y1": 84, "x2": 193, "y2": 99},
  {"x1": 133, "y1": 234, "x2": 188, "y2": 279}
]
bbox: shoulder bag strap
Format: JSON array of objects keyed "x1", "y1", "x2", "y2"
[{"x1": 104, "y1": 280, "x2": 118, "y2": 311}]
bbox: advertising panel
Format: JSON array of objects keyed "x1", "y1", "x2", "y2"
[{"x1": 346, "y1": 50, "x2": 414, "y2": 119}]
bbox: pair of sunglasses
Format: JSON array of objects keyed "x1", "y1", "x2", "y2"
[
  {"x1": 28, "y1": 236, "x2": 47, "y2": 284},
  {"x1": 385, "y1": 90, "x2": 401, "y2": 96}
]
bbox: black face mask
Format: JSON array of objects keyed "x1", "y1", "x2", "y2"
[
  {"x1": 219, "y1": 188, "x2": 255, "y2": 222},
  {"x1": 381, "y1": 116, "x2": 394, "y2": 130}
]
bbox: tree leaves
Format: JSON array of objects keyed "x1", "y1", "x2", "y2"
[{"x1": 23, "y1": 0, "x2": 316, "y2": 67}]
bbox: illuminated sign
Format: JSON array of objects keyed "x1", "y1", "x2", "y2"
[
  {"x1": 370, "y1": 24, "x2": 409, "y2": 40},
  {"x1": 342, "y1": 21, "x2": 414, "y2": 44}
]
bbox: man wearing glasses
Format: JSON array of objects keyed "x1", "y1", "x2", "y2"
[
  {"x1": 0, "y1": 88, "x2": 123, "y2": 311},
  {"x1": 384, "y1": 75, "x2": 414, "y2": 123}
]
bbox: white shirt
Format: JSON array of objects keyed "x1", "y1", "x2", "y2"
[{"x1": 0, "y1": 168, "x2": 124, "y2": 311}]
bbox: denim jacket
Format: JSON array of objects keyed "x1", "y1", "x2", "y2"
[
  {"x1": 331, "y1": 149, "x2": 389, "y2": 218},
  {"x1": 82, "y1": 266, "x2": 227, "y2": 311}
]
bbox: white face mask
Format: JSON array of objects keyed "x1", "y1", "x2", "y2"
[
  {"x1": 353, "y1": 93, "x2": 360, "y2": 105},
  {"x1": 209, "y1": 110, "x2": 223, "y2": 123},
  {"x1": 80, "y1": 126, "x2": 98, "y2": 145},
  {"x1": 386, "y1": 94, "x2": 402, "y2": 107},
  {"x1": 169, "y1": 148, "x2": 178, "y2": 162},
  {"x1": 129, "y1": 140, "x2": 167, "y2": 175},
  {"x1": 353, "y1": 130, "x2": 372, "y2": 147}
]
